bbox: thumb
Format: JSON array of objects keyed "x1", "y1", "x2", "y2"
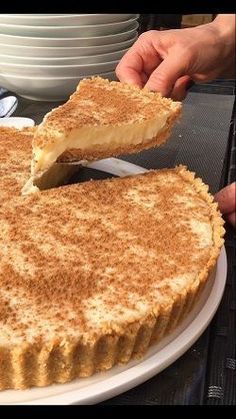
[
  {"x1": 145, "y1": 54, "x2": 186, "y2": 97},
  {"x1": 214, "y1": 182, "x2": 236, "y2": 215},
  {"x1": 171, "y1": 75, "x2": 193, "y2": 101}
]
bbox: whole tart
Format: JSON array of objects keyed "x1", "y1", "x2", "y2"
[{"x1": 0, "y1": 129, "x2": 224, "y2": 390}]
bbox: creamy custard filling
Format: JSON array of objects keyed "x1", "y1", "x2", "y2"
[{"x1": 32, "y1": 114, "x2": 169, "y2": 177}]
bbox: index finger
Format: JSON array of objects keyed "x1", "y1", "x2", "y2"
[
  {"x1": 115, "y1": 47, "x2": 144, "y2": 88},
  {"x1": 214, "y1": 182, "x2": 236, "y2": 214}
]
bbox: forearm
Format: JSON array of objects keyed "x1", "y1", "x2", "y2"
[
  {"x1": 211, "y1": 14, "x2": 236, "y2": 38},
  {"x1": 209, "y1": 14, "x2": 235, "y2": 77}
]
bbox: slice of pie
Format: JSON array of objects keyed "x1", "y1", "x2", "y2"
[
  {"x1": 0, "y1": 130, "x2": 224, "y2": 390},
  {"x1": 28, "y1": 76, "x2": 181, "y2": 186}
]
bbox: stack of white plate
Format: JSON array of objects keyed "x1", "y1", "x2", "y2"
[{"x1": 0, "y1": 14, "x2": 139, "y2": 101}]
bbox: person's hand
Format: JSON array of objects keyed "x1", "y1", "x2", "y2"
[
  {"x1": 215, "y1": 182, "x2": 236, "y2": 228},
  {"x1": 116, "y1": 15, "x2": 235, "y2": 100}
]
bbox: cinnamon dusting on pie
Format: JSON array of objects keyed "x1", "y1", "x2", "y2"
[{"x1": 0, "y1": 127, "x2": 224, "y2": 389}]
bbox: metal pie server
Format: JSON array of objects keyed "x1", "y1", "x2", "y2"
[
  {"x1": 0, "y1": 96, "x2": 18, "y2": 118},
  {"x1": 61, "y1": 157, "x2": 149, "y2": 177}
]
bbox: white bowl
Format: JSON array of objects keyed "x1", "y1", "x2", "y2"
[
  {"x1": 0, "y1": 27, "x2": 138, "y2": 47},
  {"x1": 0, "y1": 59, "x2": 119, "y2": 77},
  {"x1": 0, "y1": 14, "x2": 139, "y2": 26},
  {"x1": 0, "y1": 72, "x2": 117, "y2": 101},
  {"x1": 0, "y1": 48, "x2": 129, "y2": 65},
  {"x1": 0, "y1": 19, "x2": 138, "y2": 37},
  {"x1": 0, "y1": 36, "x2": 137, "y2": 57}
]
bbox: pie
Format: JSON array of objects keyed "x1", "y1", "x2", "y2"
[{"x1": 0, "y1": 127, "x2": 224, "y2": 390}]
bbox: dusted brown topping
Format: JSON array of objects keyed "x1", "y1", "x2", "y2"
[
  {"x1": 0, "y1": 126, "x2": 34, "y2": 174},
  {"x1": 0, "y1": 129, "x2": 224, "y2": 342},
  {"x1": 0, "y1": 127, "x2": 35, "y2": 200},
  {"x1": 44, "y1": 77, "x2": 176, "y2": 127}
]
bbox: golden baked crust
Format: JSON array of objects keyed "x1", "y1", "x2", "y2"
[{"x1": 0, "y1": 128, "x2": 224, "y2": 391}]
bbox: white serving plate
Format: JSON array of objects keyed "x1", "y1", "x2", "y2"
[
  {"x1": 0, "y1": 158, "x2": 227, "y2": 405},
  {"x1": 0, "y1": 116, "x2": 34, "y2": 128},
  {"x1": 0, "y1": 14, "x2": 139, "y2": 26},
  {"x1": 0, "y1": 36, "x2": 137, "y2": 57},
  {"x1": 0, "y1": 47, "x2": 128, "y2": 65},
  {"x1": 0, "y1": 59, "x2": 119, "y2": 78},
  {"x1": 0, "y1": 19, "x2": 138, "y2": 38},
  {"x1": 0, "y1": 71, "x2": 117, "y2": 101},
  {"x1": 0, "y1": 27, "x2": 138, "y2": 47}
]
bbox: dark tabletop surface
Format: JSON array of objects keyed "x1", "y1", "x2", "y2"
[{"x1": 2, "y1": 80, "x2": 235, "y2": 406}]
